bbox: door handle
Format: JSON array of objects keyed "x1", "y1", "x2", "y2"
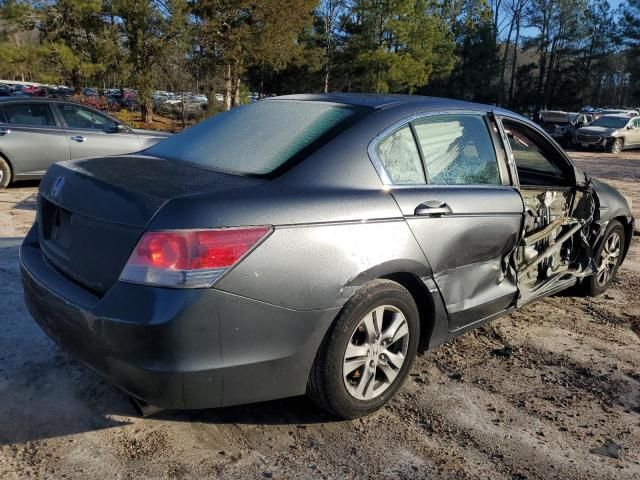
[
  {"x1": 414, "y1": 200, "x2": 453, "y2": 216},
  {"x1": 70, "y1": 136, "x2": 86, "y2": 143},
  {"x1": 0, "y1": 128, "x2": 10, "y2": 136}
]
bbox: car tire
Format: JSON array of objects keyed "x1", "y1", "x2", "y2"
[
  {"x1": 0, "y1": 156, "x2": 10, "y2": 190},
  {"x1": 582, "y1": 220, "x2": 625, "y2": 297},
  {"x1": 307, "y1": 279, "x2": 420, "y2": 419},
  {"x1": 607, "y1": 138, "x2": 623, "y2": 154}
]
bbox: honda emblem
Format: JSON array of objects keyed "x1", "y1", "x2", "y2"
[{"x1": 51, "y1": 176, "x2": 65, "y2": 199}]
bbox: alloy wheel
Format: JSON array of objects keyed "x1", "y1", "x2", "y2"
[
  {"x1": 611, "y1": 139, "x2": 623, "y2": 154},
  {"x1": 596, "y1": 231, "x2": 621, "y2": 287},
  {"x1": 343, "y1": 305, "x2": 410, "y2": 400}
]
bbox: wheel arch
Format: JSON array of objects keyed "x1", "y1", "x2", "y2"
[
  {"x1": 614, "y1": 215, "x2": 634, "y2": 261},
  {"x1": 342, "y1": 259, "x2": 450, "y2": 353},
  {"x1": 380, "y1": 272, "x2": 438, "y2": 353},
  {"x1": 0, "y1": 149, "x2": 14, "y2": 184}
]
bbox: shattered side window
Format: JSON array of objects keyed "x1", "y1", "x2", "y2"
[
  {"x1": 413, "y1": 114, "x2": 501, "y2": 185},
  {"x1": 376, "y1": 126, "x2": 426, "y2": 184}
]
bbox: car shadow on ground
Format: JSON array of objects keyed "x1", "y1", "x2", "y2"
[
  {"x1": 0, "y1": 239, "x2": 335, "y2": 447},
  {"x1": 152, "y1": 396, "x2": 334, "y2": 427},
  {"x1": 8, "y1": 180, "x2": 40, "y2": 189}
]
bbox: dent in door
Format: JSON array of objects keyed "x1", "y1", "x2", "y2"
[{"x1": 407, "y1": 214, "x2": 520, "y2": 328}]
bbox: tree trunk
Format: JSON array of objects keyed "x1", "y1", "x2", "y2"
[
  {"x1": 224, "y1": 63, "x2": 232, "y2": 111},
  {"x1": 181, "y1": 89, "x2": 186, "y2": 128},
  {"x1": 508, "y1": 16, "x2": 521, "y2": 106},
  {"x1": 232, "y1": 64, "x2": 241, "y2": 107},
  {"x1": 324, "y1": 64, "x2": 331, "y2": 93},
  {"x1": 71, "y1": 68, "x2": 82, "y2": 94},
  {"x1": 498, "y1": 17, "x2": 515, "y2": 105},
  {"x1": 536, "y1": 12, "x2": 550, "y2": 108},
  {"x1": 141, "y1": 96, "x2": 153, "y2": 123},
  {"x1": 543, "y1": 36, "x2": 559, "y2": 108}
]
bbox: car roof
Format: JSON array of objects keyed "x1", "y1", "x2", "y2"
[
  {"x1": 0, "y1": 97, "x2": 69, "y2": 104},
  {"x1": 601, "y1": 113, "x2": 635, "y2": 119},
  {"x1": 269, "y1": 93, "x2": 502, "y2": 112}
]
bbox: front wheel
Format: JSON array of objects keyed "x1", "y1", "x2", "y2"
[
  {"x1": 0, "y1": 156, "x2": 10, "y2": 190},
  {"x1": 583, "y1": 220, "x2": 625, "y2": 296},
  {"x1": 607, "y1": 138, "x2": 623, "y2": 154},
  {"x1": 307, "y1": 279, "x2": 420, "y2": 419}
]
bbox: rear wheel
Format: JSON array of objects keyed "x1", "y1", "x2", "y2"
[
  {"x1": 583, "y1": 220, "x2": 625, "y2": 296},
  {"x1": 308, "y1": 279, "x2": 420, "y2": 419},
  {"x1": 0, "y1": 156, "x2": 10, "y2": 190},
  {"x1": 607, "y1": 138, "x2": 623, "y2": 154}
]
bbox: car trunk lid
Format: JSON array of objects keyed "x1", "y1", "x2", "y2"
[{"x1": 37, "y1": 155, "x2": 264, "y2": 294}]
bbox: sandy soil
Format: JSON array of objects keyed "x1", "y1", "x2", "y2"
[{"x1": 0, "y1": 151, "x2": 639, "y2": 480}]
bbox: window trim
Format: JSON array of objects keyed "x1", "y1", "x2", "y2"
[
  {"x1": 496, "y1": 114, "x2": 578, "y2": 188},
  {"x1": 1, "y1": 102, "x2": 60, "y2": 129},
  {"x1": 368, "y1": 110, "x2": 509, "y2": 188}
]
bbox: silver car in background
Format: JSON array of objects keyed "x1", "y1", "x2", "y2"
[
  {"x1": 0, "y1": 98, "x2": 170, "y2": 189},
  {"x1": 574, "y1": 114, "x2": 640, "y2": 153}
]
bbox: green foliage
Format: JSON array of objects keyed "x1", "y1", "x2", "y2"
[
  {"x1": 448, "y1": 0, "x2": 500, "y2": 102},
  {"x1": 344, "y1": 0, "x2": 454, "y2": 93},
  {"x1": 0, "y1": 0, "x2": 637, "y2": 111},
  {"x1": 624, "y1": 0, "x2": 640, "y2": 100}
]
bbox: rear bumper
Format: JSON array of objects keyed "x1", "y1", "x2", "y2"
[{"x1": 20, "y1": 225, "x2": 338, "y2": 409}]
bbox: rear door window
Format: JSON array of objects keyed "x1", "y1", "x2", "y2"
[
  {"x1": 3, "y1": 103, "x2": 56, "y2": 127},
  {"x1": 412, "y1": 114, "x2": 501, "y2": 185}
]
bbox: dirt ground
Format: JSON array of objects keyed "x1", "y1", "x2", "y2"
[{"x1": 1, "y1": 150, "x2": 639, "y2": 480}]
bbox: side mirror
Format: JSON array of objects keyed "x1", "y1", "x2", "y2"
[{"x1": 105, "y1": 123, "x2": 127, "y2": 133}]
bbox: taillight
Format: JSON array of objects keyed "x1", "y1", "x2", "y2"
[{"x1": 119, "y1": 226, "x2": 272, "y2": 288}]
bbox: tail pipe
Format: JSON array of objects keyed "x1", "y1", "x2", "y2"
[{"x1": 128, "y1": 395, "x2": 164, "y2": 418}]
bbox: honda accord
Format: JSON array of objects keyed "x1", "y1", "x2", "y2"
[{"x1": 21, "y1": 94, "x2": 633, "y2": 419}]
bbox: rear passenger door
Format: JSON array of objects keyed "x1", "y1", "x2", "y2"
[
  {"x1": 371, "y1": 112, "x2": 523, "y2": 331},
  {"x1": 0, "y1": 102, "x2": 70, "y2": 176},
  {"x1": 54, "y1": 103, "x2": 141, "y2": 159}
]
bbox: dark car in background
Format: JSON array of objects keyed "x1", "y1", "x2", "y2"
[
  {"x1": 21, "y1": 94, "x2": 633, "y2": 419},
  {"x1": 574, "y1": 114, "x2": 640, "y2": 153},
  {"x1": 538, "y1": 110, "x2": 597, "y2": 146},
  {"x1": 0, "y1": 98, "x2": 170, "y2": 189}
]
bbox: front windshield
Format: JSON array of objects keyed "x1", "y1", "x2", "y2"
[
  {"x1": 146, "y1": 100, "x2": 371, "y2": 176},
  {"x1": 590, "y1": 116, "x2": 630, "y2": 129}
]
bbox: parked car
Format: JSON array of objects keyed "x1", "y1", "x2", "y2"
[
  {"x1": 599, "y1": 109, "x2": 639, "y2": 116},
  {"x1": 21, "y1": 94, "x2": 633, "y2": 419},
  {"x1": 574, "y1": 114, "x2": 640, "y2": 153},
  {"x1": 538, "y1": 110, "x2": 597, "y2": 146},
  {"x1": 82, "y1": 87, "x2": 99, "y2": 97},
  {"x1": 0, "y1": 98, "x2": 171, "y2": 189},
  {"x1": 11, "y1": 84, "x2": 35, "y2": 96}
]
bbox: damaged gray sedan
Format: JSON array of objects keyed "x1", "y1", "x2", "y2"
[{"x1": 21, "y1": 94, "x2": 634, "y2": 419}]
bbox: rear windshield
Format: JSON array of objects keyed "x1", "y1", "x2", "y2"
[
  {"x1": 146, "y1": 100, "x2": 370, "y2": 176},
  {"x1": 590, "y1": 116, "x2": 630, "y2": 128}
]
